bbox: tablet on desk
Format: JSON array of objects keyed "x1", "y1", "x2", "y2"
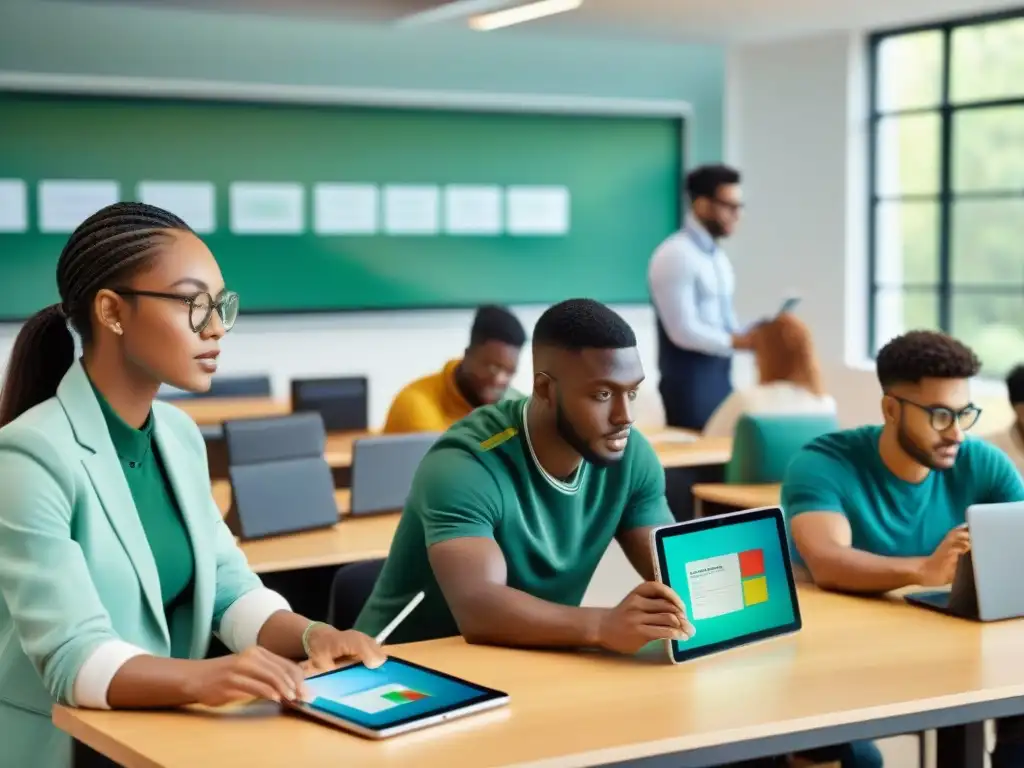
[
  {"x1": 651, "y1": 506, "x2": 802, "y2": 664},
  {"x1": 285, "y1": 657, "x2": 509, "y2": 739}
]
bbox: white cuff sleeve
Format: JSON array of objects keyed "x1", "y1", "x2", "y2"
[
  {"x1": 218, "y1": 588, "x2": 291, "y2": 653},
  {"x1": 73, "y1": 640, "x2": 149, "y2": 709}
]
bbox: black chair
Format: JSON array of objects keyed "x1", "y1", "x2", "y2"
[
  {"x1": 290, "y1": 376, "x2": 368, "y2": 432},
  {"x1": 327, "y1": 558, "x2": 386, "y2": 630},
  {"x1": 158, "y1": 374, "x2": 272, "y2": 400},
  {"x1": 222, "y1": 413, "x2": 339, "y2": 541}
]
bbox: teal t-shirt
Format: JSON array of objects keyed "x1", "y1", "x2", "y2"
[
  {"x1": 781, "y1": 425, "x2": 1024, "y2": 562},
  {"x1": 354, "y1": 397, "x2": 673, "y2": 643}
]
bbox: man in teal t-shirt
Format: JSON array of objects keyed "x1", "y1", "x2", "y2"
[
  {"x1": 355, "y1": 299, "x2": 694, "y2": 654},
  {"x1": 783, "y1": 330, "x2": 1024, "y2": 768}
]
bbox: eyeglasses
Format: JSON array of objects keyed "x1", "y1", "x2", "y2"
[
  {"x1": 114, "y1": 289, "x2": 239, "y2": 334},
  {"x1": 711, "y1": 197, "x2": 744, "y2": 214},
  {"x1": 891, "y1": 395, "x2": 982, "y2": 432}
]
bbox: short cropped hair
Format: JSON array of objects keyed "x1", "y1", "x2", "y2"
[
  {"x1": 875, "y1": 330, "x2": 981, "y2": 389},
  {"x1": 686, "y1": 164, "x2": 741, "y2": 202},
  {"x1": 469, "y1": 305, "x2": 526, "y2": 348},
  {"x1": 1006, "y1": 365, "x2": 1024, "y2": 405},
  {"x1": 533, "y1": 298, "x2": 636, "y2": 351}
]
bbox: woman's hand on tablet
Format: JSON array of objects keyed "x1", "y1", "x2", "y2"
[
  {"x1": 597, "y1": 582, "x2": 696, "y2": 654},
  {"x1": 304, "y1": 626, "x2": 387, "y2": 672},
  {"x1": 184, "y1": 647, "x2": 308, "y2": 706}
]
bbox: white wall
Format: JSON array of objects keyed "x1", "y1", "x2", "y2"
[{"x1": 725, "y1": 31, "x2": 1013, "y2": 433}]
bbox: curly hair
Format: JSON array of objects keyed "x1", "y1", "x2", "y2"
[{"x1": 875, "y1": 330, "x2": 981, "y2": 389}]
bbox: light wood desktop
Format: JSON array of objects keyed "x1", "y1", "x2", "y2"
[
  {"x1": 211, "y1": 481, "x2": 399, "y2": 574},
  {"x1": 195, "y1": 415, "x2": 726, "y2": 473},
  {"x1": 648, "y1": 432, "x2": 732, "y2": 469},
  {"x1": 173, "y1": 394, "x2": 730, "y2": 469},
  {"x1": 296, "y1": 429, "x2": 728, "y2": 471},
  {"x1": 692, "y1": 483, "x2": 781, "y2": 516},
  {"x1": 53, "y1": 585, "x2": 1024, "y2": 768},
  {"x1": 172, "y1": 396, "x2": 290, "y2": 426}
]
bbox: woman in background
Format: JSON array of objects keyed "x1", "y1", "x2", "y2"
[
  {"x1": 702, "y1": 312, "x2": 835, "y2": 438},
  {"x1": 0, "y1": 203, "x2": 384, "y2": 767}
]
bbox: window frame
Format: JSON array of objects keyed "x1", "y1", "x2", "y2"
[{"x1": 866, "y1": 8, "x2": 1024, "y2": 358}]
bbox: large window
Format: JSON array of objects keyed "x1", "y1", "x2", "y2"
[{"x1": 868, "y1": 11, "x2": 1024, "y2": 377}]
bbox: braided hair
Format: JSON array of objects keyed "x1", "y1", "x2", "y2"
[{"x1": 0, "y1": 202, "x2": 191, "y2": 427}]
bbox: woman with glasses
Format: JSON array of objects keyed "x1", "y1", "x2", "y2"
[{"x1": 0, "y1": 203, "x2": 385, "y2": 768}]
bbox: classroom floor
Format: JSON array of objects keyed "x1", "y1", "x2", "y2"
[{"x1": 581, "y1": 542, "x2": 993, "y2": 768}]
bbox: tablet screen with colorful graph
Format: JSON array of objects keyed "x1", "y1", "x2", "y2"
[
  {"x1": 302, "y1": 657, "x2": 502, "y2": 730},
  {"x1": 655, "y1": 508, "x2": 801, "y2": 661}
]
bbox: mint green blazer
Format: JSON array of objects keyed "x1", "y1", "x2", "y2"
[{"x1": 0, "y1": 361, "x2": 266, "y2": 767}]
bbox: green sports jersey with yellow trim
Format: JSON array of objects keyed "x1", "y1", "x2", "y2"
[{"x1": 354, "y1": 396, "x2": 673, "y2": 644}]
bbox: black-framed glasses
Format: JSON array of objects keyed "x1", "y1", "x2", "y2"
[
  {"x1": 114, "y1": 289, "x2": 239, "y2": 333},
  {"x1": 891, "y1": 395, "x2": 982, "y2": 432},
  {"x1": 711, "y1": 197, "x2": 744, "y2": 214}
]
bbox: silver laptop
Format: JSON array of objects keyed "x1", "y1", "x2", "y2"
[
  {"x1": 349, "y1": 433, "x2": 440, "y2": 516},
  {"x1": 905, "y1": 501, "x2": 1024, "y2": 621}
]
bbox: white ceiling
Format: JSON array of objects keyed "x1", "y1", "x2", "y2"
[
  {"x1": 528, "y1": 0, "x2": 1023, "y2": 43},
  {"x1": 67, "y1": 0, "x2": 1024, "y2": 42}
]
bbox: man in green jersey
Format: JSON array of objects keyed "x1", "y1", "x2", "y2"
[
  {"x1": 783, "y1": 330, "x2": 1024, "y2": 768},
  {"x1": 356, "y1": 298, "x2": 694, "y2": 653}
]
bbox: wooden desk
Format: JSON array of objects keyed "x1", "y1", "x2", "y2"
[
  {"x1": 211, "y1": 482, "x2": 398, "y2": 574},
  {"x1": 323, "y1": 431, "x2": 364, "y2": 467},
  {"x1": 207, "y1": 428, "x2": 727, "y2": 471},
  {"x1": 54, "y1": 586, "x2": 1024, "y2": 768},
  {"x1": 647, "y1": 431, "x2": 732, "y2": 469},
  {"x1": 172, "y1": 396, "x2": 290, "y2": 426},
  {"x1": 692, "y1": 482, "x2": 781, "y2": 516},
  {"x1": 208, "y1": 430, "x2": 730, "y2": 574},
  {"x1": 238, "y1": 515, "x2": 399, "y2": 575}
]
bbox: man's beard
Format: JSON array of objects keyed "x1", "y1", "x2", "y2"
[
  {"x1": 454, "y1": 363, "x2": 483, "y2": 408},
  {"x1": 897, "y1": 420, "x2": 959, "y2": 470},
  {"x1": 697, "y1": 215, "x2": 727, "y2": 239},
  {"x1": 554, "y1": 398, "x2": 618, "y2": 469}
]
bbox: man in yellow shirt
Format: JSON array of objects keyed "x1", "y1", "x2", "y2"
[{"x1": 383, "y1": 305, "x2": 526, "y2": 434}]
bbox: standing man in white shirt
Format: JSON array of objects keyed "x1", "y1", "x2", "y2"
[
  {"x1": 988, "y1": 364, "x2": 1024, "y2": 475},
  {"x1": 648, "y1": 164, "x2": 755, "y2": 430}
]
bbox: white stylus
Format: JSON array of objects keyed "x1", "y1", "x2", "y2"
[{"x1": 375, "y1": 591, "x2": 426, "y2": 645}]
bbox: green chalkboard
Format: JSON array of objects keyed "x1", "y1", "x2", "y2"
[{"x1": 0, "y1": 92, "x2": 682, "y2": 319}]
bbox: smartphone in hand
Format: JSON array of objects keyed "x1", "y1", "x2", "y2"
[{"x1": 776, "y1": 297, "x2": 801, "y2": 318}]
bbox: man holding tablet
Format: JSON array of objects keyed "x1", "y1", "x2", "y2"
[
  {"x1": 783, "y1": 331, "x2": 1024, "y2": 768},
  {"x1": 356, "y1": 299, "x2": 695, "y2": 653},
  {"x1": 651, "y1": 507, "x2": 802, "y2": 665}
]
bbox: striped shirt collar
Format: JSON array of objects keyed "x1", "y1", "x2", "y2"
[{"x1": 521, "y1": 398, "x2": 586, "y2": 494}]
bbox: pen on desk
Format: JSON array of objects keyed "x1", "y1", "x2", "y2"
[{"x1": 375, "y1": 590, "x2": 426, "y2": 645}]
